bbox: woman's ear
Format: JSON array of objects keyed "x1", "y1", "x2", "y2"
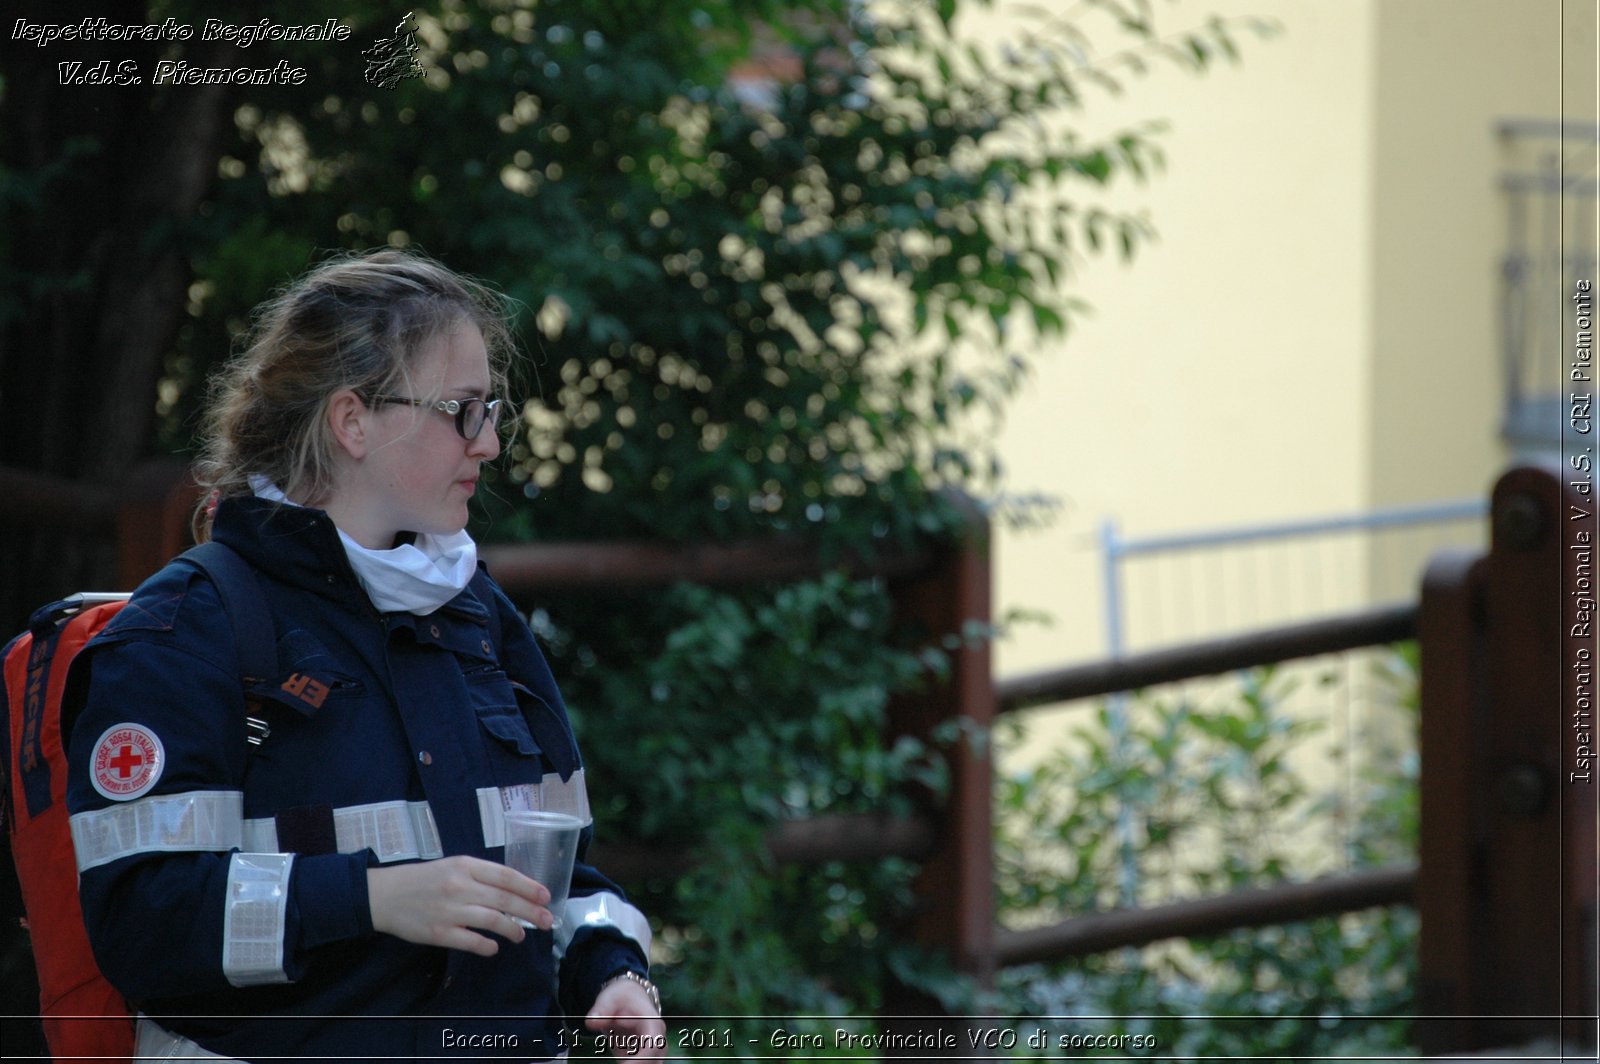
[{"x1": 327, "y1": 389, "x2": 371, "y2": 460}]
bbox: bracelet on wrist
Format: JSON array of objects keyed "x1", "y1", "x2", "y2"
[{"x1": 600, "y1": 970, "x2": 661, "y2": 1016}]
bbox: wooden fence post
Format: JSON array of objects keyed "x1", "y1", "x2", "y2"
[
  {"x1": 115, "y1": 460, "x2": 198, "y2": 588},
  {"x1": 1417, "y1": 463, "x2": 1598, "y2": 1053},
  {"x1": 881, "y1": 505, "x2": 996, "y2": 1046}
]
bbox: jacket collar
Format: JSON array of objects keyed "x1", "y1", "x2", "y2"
[{"x1": 209, "y1": 496, "x2": 491, "y2": 624}]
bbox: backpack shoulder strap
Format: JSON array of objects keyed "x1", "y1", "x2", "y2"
[
  {"x1": 1, "y1": 631, "x2": 22, "y2": 830},
  {"x1": 182, "y1": 540, "x2": 276, "y2": 685},
  {"x1": 7, "y1": 601, "x2": 128, "y2": 825}
]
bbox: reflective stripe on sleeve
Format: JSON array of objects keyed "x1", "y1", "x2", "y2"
[
  {"x1": 476, "y1": 770, "x2": 591, "y2": 848},
  {"x1": 222, "y1": 852, "x2": 293, "y2": 987},
  {"x1": 554, "y1": 891, "x2": 652, "y2": 961},
  {"x1": 69, "y1": 790, "x2": 243, "y2": 873},
  {"x1": 241, "y1": 800, "x2": 444, "y2": 863}
]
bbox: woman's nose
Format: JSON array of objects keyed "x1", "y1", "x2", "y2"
[{"x1": 468, "y1": 425, "x2": 501, "y2": 460}]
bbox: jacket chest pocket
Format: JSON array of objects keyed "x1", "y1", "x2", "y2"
[
  {"x1": 467, "y1": 677, "x2": 590, "y2": 837},
  {"x1": 466, "y1": 666, "x2": 540, "y2": 759},
  {"x1": 463, "y1": 663, "x2": 582, "y2": 785}
]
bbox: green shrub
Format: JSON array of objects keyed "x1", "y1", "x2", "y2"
[
  {"x1": 8, "y1": 0, "x2": 1268, "y2": 1042},
  {"x1": 995, "y1": 648, "x2": 1421, "y2": 1058}
]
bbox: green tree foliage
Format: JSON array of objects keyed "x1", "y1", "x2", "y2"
[
  {"x1": 3, "y1": 0, "x2": 1272, "y2": 1037},
  {"x1": 161, "y1": 0, "x2": 1268, "y2": 550}
]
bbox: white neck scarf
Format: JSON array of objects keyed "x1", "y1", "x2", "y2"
[{"x1": 249, "y1": 476, "x2": 478, "y2": 616}]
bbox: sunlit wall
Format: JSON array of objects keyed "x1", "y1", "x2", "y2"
[{"x1": 986, "y1": 0, "x2": 1589, "y2": 676}]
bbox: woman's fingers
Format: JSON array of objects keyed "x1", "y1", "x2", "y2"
[
  {"x1": 457, "y1": 862, "x2": 553, "y2": 929},
  {"x1": 368, "y1": 856, "x2": 556, "y2": 953}
]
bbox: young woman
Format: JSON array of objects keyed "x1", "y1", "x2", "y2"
[{"x1": 65, "y1": 249, "x2": 664, "y2": 1061}]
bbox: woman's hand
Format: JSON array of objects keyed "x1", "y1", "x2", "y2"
[
  {"x1": 367, "y1": 856, "x2": 552, "y2": 956},
  {"x1": 586, "y1": 978, "x2": 667, "y2": 1061}
]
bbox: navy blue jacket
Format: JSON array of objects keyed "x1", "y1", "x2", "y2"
[{"x1": 65, "y1": 496, "x2": 649, "y2": 1062}]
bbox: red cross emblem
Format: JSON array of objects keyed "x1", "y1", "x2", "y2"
[{"x1": 90, "y1": 723, "x2": 164, "y2": 801}]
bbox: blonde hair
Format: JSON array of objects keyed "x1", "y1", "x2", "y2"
[{"x1": 193, "y1": 248, "x2": 515, "y2": 538}]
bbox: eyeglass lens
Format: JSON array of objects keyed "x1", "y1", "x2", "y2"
[{"x1": 458, "y1": 399, "x2": 501, "y2": 439}]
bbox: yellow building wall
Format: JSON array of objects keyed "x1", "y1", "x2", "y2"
[
  {"x1": 993, "y1": 0, "x2": 1376, "y2": 672},
  {"x1": 990, "y1": 0, "x2": 1586, "y2": 677},
  {"x1": 1366, "y1": 0, "x2": 1585, "y2": 594}
]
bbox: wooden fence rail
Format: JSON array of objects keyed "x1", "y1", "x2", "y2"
[
  {"x1": 0, "y1": 460, "x2": 198, "y2": 633},
  {"x1": 0, "y1": 462, "x2": 996, "y2": 1045},
  {"x1": 996, "y1": 602, "x2": 1417, "y2": 714},
  {"x1": 983, "y1": 602, "x2": 1422, "y2": 973},
  {"x1": 6, "y1": 460, "x2": 1594, "y2": 1059},
  {"x1": 995, "y1": 865, "x2": 1417, "y2": 966},
  {"x1": 487, "y1": 508, "x2": 999, "y2": 1017},
  {"x1": 988, "y1": 463, "x2": 1595, "y2": 1058}
]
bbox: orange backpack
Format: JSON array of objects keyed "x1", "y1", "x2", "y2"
[
  {"x1": 1, "y1": 542, "x2": 270, "y2": 1061},
  {"x1": 3, "y1": 595, "x2": 136, "y2": 1059}
]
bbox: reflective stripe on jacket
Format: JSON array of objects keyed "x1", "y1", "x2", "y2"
[{"x1": 65, "y1": 496, "x2": 648, "y2": 1061}]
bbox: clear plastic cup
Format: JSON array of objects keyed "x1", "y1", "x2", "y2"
[{"x1": 503, "y1": 810, "x2": 583, "y2": 930}]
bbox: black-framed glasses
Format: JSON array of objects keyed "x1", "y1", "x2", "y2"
[{"x1": 368, "y1": 394, "x2": 504, "y2": 440}]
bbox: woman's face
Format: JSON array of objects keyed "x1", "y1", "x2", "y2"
[{"x1": 338, "y1": 322, "x2": 501, "y2": 548}]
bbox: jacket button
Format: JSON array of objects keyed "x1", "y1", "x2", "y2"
[
  {"x1": 418, "y1": 750, "x2": 433, "y2": 766},
  {"x1": 429, "y1": 624, "x2": 441, "y2": 638},
  {"x1": 481, "y1": 639, "x2": 493, "y2": 655}
]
